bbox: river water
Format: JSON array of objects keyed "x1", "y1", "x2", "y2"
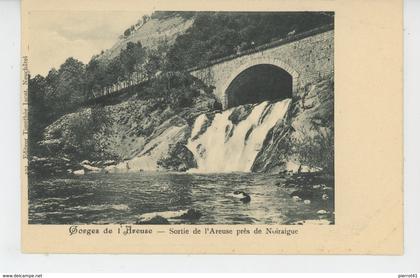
[
  {"x1": 29, "y1": 172, "x2": 334, "y2": 225},
  {"x1": 29, "y1": 99, "x2": 334, "y2": 225}
]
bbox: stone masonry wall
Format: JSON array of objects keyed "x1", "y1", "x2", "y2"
[{"x1": 190, "y1": 29, "x2": 334, "y2": 108}]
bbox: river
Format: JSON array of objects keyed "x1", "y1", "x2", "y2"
[{"x1": 29, "y1": 172, "x2": 334, "y2": 225}]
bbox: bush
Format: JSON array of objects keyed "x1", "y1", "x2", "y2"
[
  {"x1": 292, "y1": 127, "x2": 334, "y2": 174},
  {"x1": 56, "y1": 106, "x2": 112, "y2": 161},
  {"x1": 166, "y1": 12, "x2": 334, "y2": 70},
  {"x1": 141, "y1": 71, "x2": 208, "y2": 109}
]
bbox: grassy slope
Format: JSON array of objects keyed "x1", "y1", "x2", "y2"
[{"x1": 99, "y1": 15, "x2": 194, "y2": 62}]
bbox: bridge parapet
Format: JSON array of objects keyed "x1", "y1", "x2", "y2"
[
  {"x1": 188, "y1": 23, "x2": 333, "y2": 73},
  {"x1": 190, "y1": 26, "x2": 334, "y2": 108},
  {"x1": 87, "y1": 24, "x2": 333, "y2": 108}
]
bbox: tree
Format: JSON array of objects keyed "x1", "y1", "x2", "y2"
[
  {"x1": 106, "y1": 56, "x2": 124, "y2": 85},
  {"x1": 166, "y1": 12, "x2": 334, "y2": 70},
  {"x1": 28, "y1": 75, "x2": 48, "y2": 155},
  {"x1": 144, "y1": 43, "x2": 167, "y2": 78},
  {"x1": 119, "y1": 41, "x2": 146, "y2": 80},
  {"x1": 55, "y1": 57, "x2": 87, "y2": 112},
  {"x1": 142, "y1": 14, "x2": 150, "y2": 23},
  {"x1": 44, "y1": 68, "x2": 59, "y2": 105},
  {"x1": 124, "y1": 28, "x2": 131, "y2": 37},
  {"x1": 86, "y1": 58, "x2": 108, "y2": 96}
]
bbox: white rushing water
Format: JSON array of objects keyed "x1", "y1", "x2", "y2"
[{"x1": 187, "y1": 99, "x2": 291, "y2": 173}]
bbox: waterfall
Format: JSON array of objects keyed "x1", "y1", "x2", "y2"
[{"x1": 187, "y1": 99, "x2": 291, "y2": 173}]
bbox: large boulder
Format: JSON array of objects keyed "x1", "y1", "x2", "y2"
[
  {"x1": 252, "y1": 76, "x2": 334, "y2": 174},
  {"x1": 157, "y1": 142, "x2": 197, "y2": 171},
  {"x1": 136, "y1": 215, "x2": 170, "y2": 224}
]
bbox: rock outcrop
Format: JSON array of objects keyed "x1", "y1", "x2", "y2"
[
  {"x1": 252, "y1": 75, "x2": 334, "y2": 174},
  {"x1": 38, "y1": 86, "x2": 217, "y2": 173}
]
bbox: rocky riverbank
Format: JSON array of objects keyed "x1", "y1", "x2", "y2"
[
  {"x1": 28, "y1": 156, "x2": 118, "y2": 178},
  {"x1": 252, "y1": 75, "x2": 334, "y2": 174},
  {"x1": 31, "y1": 72, "x2": 219, "y2": 175},
  {"x1": 30, "y1": 73, "x2": 333, "y2": 178},
  {"x1": 281, "y1": 171, "x2": 335, "y2": 224}
]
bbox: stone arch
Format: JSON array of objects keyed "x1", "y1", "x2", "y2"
[{"x1": 219, "y1": 57, "x2": 299, "y2": 108}]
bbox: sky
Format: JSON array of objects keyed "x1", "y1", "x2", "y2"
[{"x1": 28, "y1": 10, "x2": 150, "y2": 76}]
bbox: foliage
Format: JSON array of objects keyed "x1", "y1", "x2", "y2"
[
  {"x1": 28, "y1": 75, "x2": 48, "y2": 155},
  {"x1": 28, "y1": 41, "x2": 148, "y2": 156},
  {"x1": 28, "y1": 58, "x2": 88, "y2": 156},
  {"x1": 143, "y1": 39, "x2": 169, "y2": 78},
  {"x1": 141, "y1": 71, "x2": 204, "y2": 109},
  {"x1": 119, "y1": 41, "x2": 146, "y2": 77},
  {"x1": 166, "y1": 12, "x2": 334, "y2": 70},
  {"x1": 85, "y1": 57, "x2": 109, "y2": 92},
  {"x1": 28, "y1": 11, "x2": 333, "y2": 158},
  {"x1": 86, "y1": 41, "x2": 146, "y2": 91},
  {"x1": 292, "y1": 127, "x2": 334, "y2": 174},
  {"x1": 56, "y1": 57, "x2": 87, "y2": 110},
  {"x1": 150, "y1": 11, "x2": 195, "y2": 20},
  {"x1": 58, "y1": 105, "x2": 113, "y2": 160}
]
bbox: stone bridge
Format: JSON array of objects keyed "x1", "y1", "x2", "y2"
[{"x1": 189, "y1": 24, "x2": 334, "y2": 109}]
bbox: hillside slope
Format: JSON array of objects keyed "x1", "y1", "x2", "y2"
[
  {"x1": 29, "y1": 12, "x2": 334, "y2": 176},
  {"x1": 99, "y1": 14, "x2": 194, "y2": 63},
  {"x1": 34, "y1": 73, "x2": 219, "y2": 174}
]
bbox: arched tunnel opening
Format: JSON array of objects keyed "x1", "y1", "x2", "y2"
[{"x1": 225, "y1": 64, "x2": 293, "y2": 109}]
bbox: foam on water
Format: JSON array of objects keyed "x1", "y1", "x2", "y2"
[{"x1": 187, "y1": 99, "x2": 291, "y2": 173}]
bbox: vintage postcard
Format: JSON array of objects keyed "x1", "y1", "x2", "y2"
[{"x1": 21, "y1": 0, "x2": 403, "y2": 254}]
